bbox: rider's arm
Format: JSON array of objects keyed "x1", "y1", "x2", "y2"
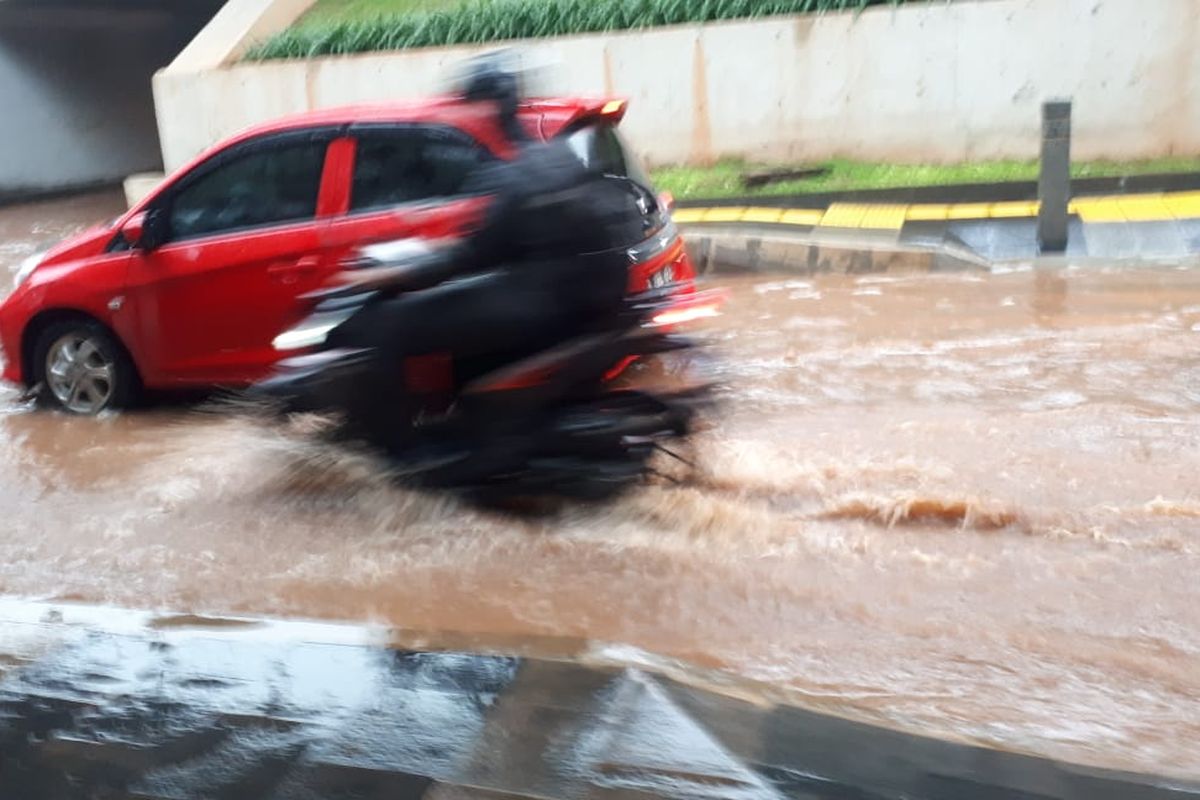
[
  {"x1": 329, "y1": 162, "x2": 525, "y2": 296},
  {"x1": 440, "y1": 160, "x2": 525, "y2": 274}
]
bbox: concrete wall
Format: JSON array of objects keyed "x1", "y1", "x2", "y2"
[
  {"x1": 0, "y1": 1, "x2": 222, "y2": 200},
  {"x1": 154, "y1": 0, "x2": 1200, "y2": 175}
]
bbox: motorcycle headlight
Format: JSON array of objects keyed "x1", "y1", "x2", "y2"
[
  {"x1": 273, "y1": 319, "x2": 341, "y2": 352},
  {"x1": 272, "y1": 308, "x2": 356, "y2": 351},
  {"x1": 13, "y1": 251, "x2": 44, "y2": 288}
]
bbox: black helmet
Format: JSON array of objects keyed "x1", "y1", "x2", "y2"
[{"x1": 457, "y1": 51, "x2": 526, "y2": 142}]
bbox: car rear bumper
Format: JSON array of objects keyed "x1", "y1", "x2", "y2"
[{"x1": 627, "y1": 221, "x2": 696, "y2": 297}]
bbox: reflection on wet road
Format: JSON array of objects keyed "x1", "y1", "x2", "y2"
[
  {"x1": 0, "y1": 189, "x2": 124, "y2": 291},
  {"x1": 2, "y1": 193, "x2": 1200, "y2": 779},
  {"x1": 4, "y1": 601, "x2": 1195, "y2": 800}
]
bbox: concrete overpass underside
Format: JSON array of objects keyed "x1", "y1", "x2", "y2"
[{"x1": 0, "y1": 0, "x2": 223, "y2": 202}]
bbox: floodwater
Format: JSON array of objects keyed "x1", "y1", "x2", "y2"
[{"x1": 3, "y1": 192, "x2": 1200, "y2": 779}]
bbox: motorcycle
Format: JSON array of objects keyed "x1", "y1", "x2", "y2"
[{"x1": 253, "y1": 239, "x2": 722, "y2": 506}]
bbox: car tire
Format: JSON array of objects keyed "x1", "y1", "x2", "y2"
[{"x1": 32, "y1": 320, "x2": 137, "y2": 414}]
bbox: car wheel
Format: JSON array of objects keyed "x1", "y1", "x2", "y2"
[{"x1": 33, "y1": 321, "x2": 136, "y2": 414}]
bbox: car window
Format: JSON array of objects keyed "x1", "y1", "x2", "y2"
[
  {"x1": 563, "y1": 122, "x2": 654, "y2": 190},
  {"x1": 166, "y1": 140, "x2": 328, "y2": 241},
  {"x1": 351, "y1": 127, "x2": 493, "y2": 213}
]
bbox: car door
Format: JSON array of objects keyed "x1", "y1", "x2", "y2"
[
  {"x1": 319, "y1": 124, "x2": 496, "y2": 266},
  {"x1": 125, "y1": 130, "x2": 341, "y2": 386}
]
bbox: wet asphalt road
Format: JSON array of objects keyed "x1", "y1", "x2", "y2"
[{"x1": 2, "y1": 601, "x2": 1199, "y2": 800}]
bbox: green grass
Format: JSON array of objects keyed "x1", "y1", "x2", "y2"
[
  {"x1": 248, "y1": 0, "x2": 912, "y2": 60},
  {"x1": 650, "y1": 157, "x2": 1200, "y2": 201},
  {"x1": 295, "y1": 0, "x2": 463, "y2": 30}
]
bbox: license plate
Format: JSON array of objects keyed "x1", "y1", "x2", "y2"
[{"x1": 648, "y1": 264, "x2": 676, "y2": 289}]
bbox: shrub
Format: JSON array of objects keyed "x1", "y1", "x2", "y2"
[{"x1": 246, "y1": 0, "x2": 915, "y2": 60}]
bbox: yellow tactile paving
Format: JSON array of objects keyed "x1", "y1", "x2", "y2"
[
  {"x1": 1118, "y1": 194, "x2": 1173, "y2": 221},
  {"x1": 700, "y1": 207, "x2": 748, "y2": 223},
  {"x1": 945, "y1": 203, "x2": 992, "y2": 220},
  {"x1": 739, "y1": 207, "x2": 786, "y2": 224},
  {"x1": 780, "y1": 208, "x2": 824, "y2": 226},
  {"x1": 1164, "y1": 191, "x2": 1200, "y2": 220},
  {"x1": 989, "y1": 201, "x2": 1040, "y2": 218},
  {"x1": 1072, "y1": 196, "x2": 1127, "y2": 223},
  {"x1": 905, "y1": 204, "x2": 950, "y2": 221},
  {"x1": 819, "y1": 203, "x2": 870, "y2": 228},
  {"x1": 858, "y1": 204, "x2": 907, "y2": 230},
  {"x1": 675, "y1": 189, "x2": 1200, "y2": 229}
]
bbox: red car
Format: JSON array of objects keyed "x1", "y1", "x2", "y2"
[{"x1": 0, "y1": 97, "x2": 694, "y2": 414}]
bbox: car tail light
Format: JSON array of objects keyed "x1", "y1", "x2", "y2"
[
  {"x1": 648, "y1": 289, "x2": 727, "y2": 328},
  {"x1": 600, "y1": 99, "x2": 627, "y2": 121},
  {"x1": 651, "y1": 303, "x2": 721, "y2": 327}
]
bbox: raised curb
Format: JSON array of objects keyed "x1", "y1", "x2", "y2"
[
  {"x1": 675, "y1": 172, "x2": 1200, "y2": 210},
  {"x1": 674, "y1": 190, "x2": 1200, "y2": 229},
  {"x1": 682, "y1": 225, "x2": 990, "y2": 276},
  {"x1": 677, "y1": 195, "x2": 1200, "y2": 266}
]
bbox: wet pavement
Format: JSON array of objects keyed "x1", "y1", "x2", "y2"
[
  {"x1": 3, "y1": 192, "x2": 1200, "y2": 788},
  {"x1": 2, "y1": 600, "x2": 1198, "y2": 800}
]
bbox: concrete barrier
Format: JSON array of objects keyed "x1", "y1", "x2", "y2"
[{"x1": 152, "y1": 0, "x2": 1200, "y2": 176}]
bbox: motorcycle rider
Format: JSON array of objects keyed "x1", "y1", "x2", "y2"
[{"x1": 331, "y1": 55, "x2": 648, "y2": 431}]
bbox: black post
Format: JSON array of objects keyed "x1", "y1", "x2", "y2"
[{"x1": 1038, "y1": 99, "x2": 1072, "y2": 253}]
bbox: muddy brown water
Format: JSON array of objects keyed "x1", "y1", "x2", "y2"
[{"x1": 2, "y1": 192, "x2": 1200, "y2": 778}]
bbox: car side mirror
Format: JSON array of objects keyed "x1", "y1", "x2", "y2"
[
  {"x1": 121, "y1": 212, "x2": 147, "y2": 248},
  {"x1": 121, "y1": 209, "x2": 166, "y2": 252}
]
